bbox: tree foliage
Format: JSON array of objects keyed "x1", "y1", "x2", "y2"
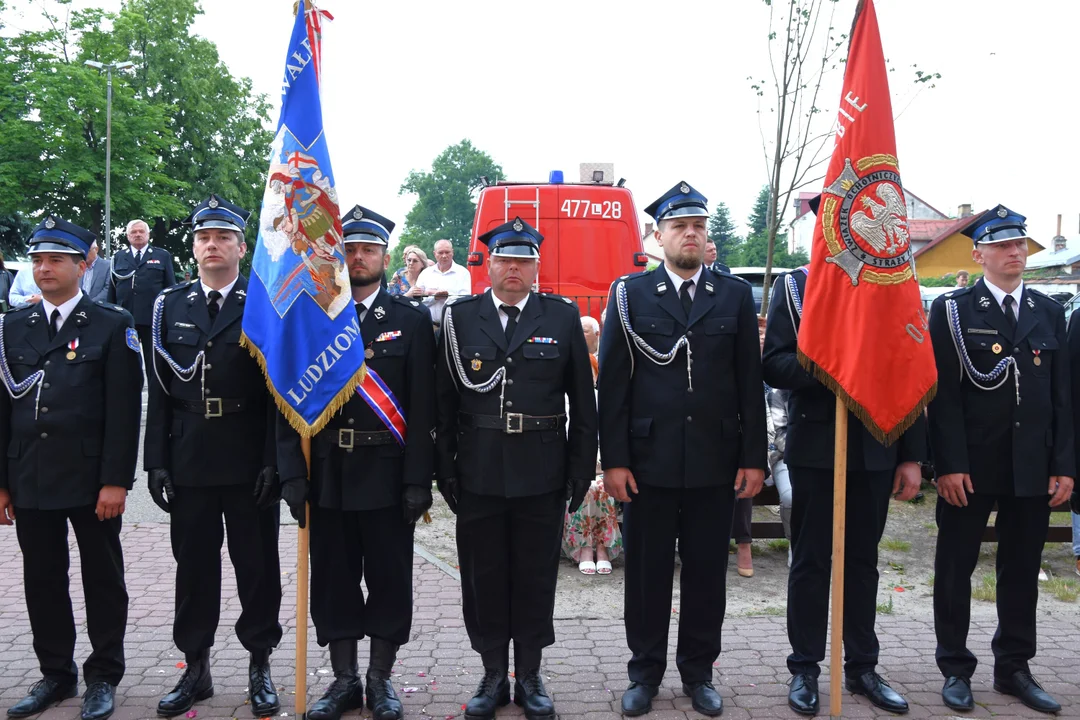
[
  {"x1": 708, "y1": 201, "x2": 741, "y2": 265},
  {"x1": 392, "y1": 140, "x2": 502, "y2": 273},
  {"x1": 0, "y1": 0, "x2": 272, "y2": 271},
  {"x1": 746, "y1": 185, "x2": 771, "y2": 238}
]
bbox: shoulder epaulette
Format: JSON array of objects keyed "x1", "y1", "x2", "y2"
[
  {"x1": 6, "y1": 304, "x2": 36, "y2": 318},
  {"x1": 1028, "y1": 288, "x2": 1052, "y2": 300},
  {"x1": 940, "y1": 286, "x2": 973, "y2": 300},
  {"x1": 619, "y1": 270, "x2": 651, "y2": 283},
  {"x1": 716, "y1": 272, "x2": 751, "y2": 287},
  {"x1": 391, "y1": 294, "x2": 428, "y2": 314},
  {"x1": 161, "y1": 281, "x2": 194, "y2": 297},
  {"x1": 94, "y1": 300, "x2": 127, "y2": 313},
  {"x1": 445, "y1": 293, "x2": 480, "y2": 307},
  {"x1": 538, "y1": 292, "x2": 575, "y2": 305}
]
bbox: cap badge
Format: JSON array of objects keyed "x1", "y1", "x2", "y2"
[
  {"x1": 513, "y1": 219, "x2": 523, "y2": 232},
  {"x1": 471, "y1": 358, "x2": 482, "y2": 371},
  {"x1": 44, "y1": 217, "x2": 56, "y2": 229},
  {"x1": 997, "y1": 207, "x2": 1007, "y2": 218},
  {"x1": 208, "y1": 196, "x2": 219, "y2": 209},
  {"x1": 353, "y1": 209, "x2": 363, "y2": 220},
  {"x1": 680, "y1": 183, "x2": 690, "y2": 194}
]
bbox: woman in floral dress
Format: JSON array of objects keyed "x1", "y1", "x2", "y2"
[{"x1": 562, "y1": 480, "x2": 622, "y2": 574}]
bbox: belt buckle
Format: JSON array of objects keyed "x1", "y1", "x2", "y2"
[
  {"x1": 204, "y1": 397, "x2": 223, "y2": 418},
  {"x1": 338, "y1": 428, "x2": 354, "y2": 450},
  {"x1": 505, "y1": 412, "x2": 524, "y2": 434}
]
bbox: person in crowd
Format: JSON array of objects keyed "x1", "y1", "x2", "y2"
[
  {"x1": 581, "y1": 315, "x2": 600, "y2": 385},
  {"x1": 955, "y1": 269, "x2": 970, "y2": 288},
  {"x1": 0, "y1": 215, "x2": 142, "y2": 720},
  {"x1": 931, "y1": 205, "x2": 1072, "y2": 715},
  {"x1": 435, "y1": 217, "x2": 596, "y2": 720},
  {"x1": 600, "y1": 181, "x2": 766, "y2": 717},
  {"x1": 765, "y1": 384, "x2": 794, "y2": 567},
  {"x1": 8, "y1": 260, "x2": 41, "y2": 308},
  {"x1": 80, "y1": 241, "x2": 110, "y2": 303},
  {"x1": 763, "y1": 193, "x2": 925, "y2": 717},
  {"x1": 415, "y1": 239, "x2": 470, "y2": 329},
  {"x1": 704, "y1": 237, "x2": 730, "y2": 274},
  {"x1": 108, "y1": 219, "x2": 176, "y2": 374},
  {"x1": 389, "y1": 245, "x2": 428, "y2": 296},
  {"x1": 146, "y1": 195, "x2": 283, "y2": 719},
  {"x1": 0, "y1": 251, "x2": 13, "y2": 312}
]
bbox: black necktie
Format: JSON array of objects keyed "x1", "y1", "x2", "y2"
[
  {"x1": 1002, "y1": 295, "x2": 1017, "y2": 332},
  {"x1": 48, "y1": 309, "x2": 61, "y2": 340},
  {"x1": 501, "y1": 305, "x2": 520, "y2": 344},
  {"x1": 135, "y1": 249, "x2": 143, "y2": 264},
  {"x1": 680, "y1": 280, "x2": 694, "y2": 317},
  {"x1": 207, "y1": 290, "x2": 222, "y2": 325},
  {"x1": 356, "y1": 302, "x2": 367, "y2": 323}
]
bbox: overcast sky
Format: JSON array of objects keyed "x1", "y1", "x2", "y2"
[{"x1": 8, "y1": 0, "x2": 1080, "y2": 248}]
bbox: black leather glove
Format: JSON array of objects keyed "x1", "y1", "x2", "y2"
[
  {"x1": 403, "y1": 484, "x2": 434, "y2": 525},
  {"x1": 1071, "y1": 490, "x2": 1079, "y2": 515},
  {"x1": 567, "y1": 477, "x2": 591, "y2": 514},
  {"x1": 436, "y1": 476, "x2": 459, "y2": 514},
  {"x1": 279, "y1": 477, "x2": 308, "y2": 528},
  {"x1": 148, "y1": 468, "x2": 174, "y2": 513},
  {"x1": 253, "y1": 466, "x2": 280, "y2": 510}
]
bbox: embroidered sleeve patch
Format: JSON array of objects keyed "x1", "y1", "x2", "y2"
[{"x1": 126, "y1": 328, "x2": 141, "y2": 353}]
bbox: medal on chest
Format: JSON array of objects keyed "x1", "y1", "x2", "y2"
[
  {"x1": 66, "y1": 338, "x2": 80, "y2": 360},
  {"x1": 1033, "y1": 349, "x2": 1041, "y2": 366}
]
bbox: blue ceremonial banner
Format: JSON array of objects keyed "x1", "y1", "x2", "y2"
[{"x1": 241, "y1": 0, "x2": 362, "y2": 436}]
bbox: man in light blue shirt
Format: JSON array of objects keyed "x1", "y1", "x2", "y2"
[{"x1": 8, "y1": 268, "x2": 41, "y2": 308}]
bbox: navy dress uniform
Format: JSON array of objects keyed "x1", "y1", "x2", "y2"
[
  {"x1": 928, "y1": 206, "x2": 1073, "y2": 714},
  {"x1": 144, "y1": 196, "x2": 283, "y2": 718},
  {"x1": 0, "y1": 217, "x2": 142, "y2": 720},
  {"x1": 435, "y1": 218, "x2": 597, "y2": 720},
  {"x1": 762, "y1": 262, "x2": 925, "y2": 715},
  {"x1": 597, "y1": 182, "x2": 767, "y2": 717},
  {"x1": 107, "y1": 232, "x2": 176, "y2": 374},
  {"x1": 276, "y1": 205, "x2": 435, "y2": 720}
]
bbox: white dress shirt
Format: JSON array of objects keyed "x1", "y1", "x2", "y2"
[
  {"x1": 491, "y1": 291, "x2": 529, "y2": 331},
  {"x1": 982, "y1": 278, "x2": 1024, "y2": 320},
  {"x1": 41, "y1": 290, "x2": 84, "y2": 333},
  {"x1": 417, "y1": 261, "x2": 471, "y2": 322},
  {"x1": 201, "y1": 276, "x2": 239, "y2": 310},
  {"x1": 664, "y1": 263, "x2": 703, "y2": 300},
  {"x1": 353, "y1": 286, "x2": 381, "y2": 322}
]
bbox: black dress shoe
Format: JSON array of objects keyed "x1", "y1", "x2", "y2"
[
  {"x1": 81, "y1": 682, "x2": 115, "y2": 720},
  {"x1": 366, "y1": 672, "x2": 403, "y2": 720},
  {"x1": 846, "y1": 672, "x2": 908, "y2": 714},
  {"x1": 513, "y1": 669, "x2": 555, "y2": 720},
  {"x1": 994, "y1": 671, "x2": 1061, "y2": 714},
  {"x1": 682, "y1": 681, "x2": 723, "y2": 717},
  {"x1": 308, "y1": 640, "x2": 363, "y2": 720},
  {"x1": 157, "y1": 651, "x2": 213, "y2": 717},
  {"x1": 942, "y1": 676, "x2": 973, "y2": 711},
  {"x1": 248, "y1": 650, "x2": 280, "y2": 717},
  {"x1": 464, "y1": 669, "x2": 510, "y2": 720},
  {"x1": 7, "y1": 678, "x2": 77, "y2": 718},
  {"x1": 621, "y1": 682, "x2": 658, "y2": 717},
  {"x1": 788, "y1": 674, "x2": 819, "y2": 715}
]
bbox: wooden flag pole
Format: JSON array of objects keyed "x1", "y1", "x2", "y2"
[
  {"x1": 296, "y1": 435, "x2": 311, "y2": 718},
  {"x1": 829, "y1": 397, "x2": 848, "y2": 718}
]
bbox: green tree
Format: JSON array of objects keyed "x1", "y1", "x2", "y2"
[
  {"x1": 728, "y1": 231, "x2": 808, "y2": 269},
  {"x1": 747, "y1": 185, "x2": 770, "y2": 238},
  {"x1": 393, "y1": 140, "x2": 502, "y2": 273},
  {"x1": 708, "y1": 201, "x2": 741, "y2": 265},
  {"x1": 0, "y1": 213, "x2": 31, "y2": 260},
  {"x1": 0, "y1": 0, "x2": 272, "y2": 270}
]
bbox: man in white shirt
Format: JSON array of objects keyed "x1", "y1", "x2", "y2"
[{"x1": 413, "y1": 239, "x2": 471, "y2": 325}]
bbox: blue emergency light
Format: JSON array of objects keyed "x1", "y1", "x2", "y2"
[{"x1": 549, "y1": 170, "x2": 564, "y2": 184}]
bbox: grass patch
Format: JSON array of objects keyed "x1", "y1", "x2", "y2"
[
  {"x1": 927, "y1": 573, "x2": 935, "y2": 588},
  {"x1": 750, "y1": 605, "x2": 785, "y2": 617},
  {"x1": 767, "y1": 539, "x2": 790, "y2": 552},
  {"x1": 879, "y1": 537, "x2": 912, "y2": 552},
  {"x1": 1049, "y1": 511, "x2": 1072, "y2": 524},
  {"x1": 876, "y1": 595, "x2": 894, "y2": 615},
  {"x1": 972, "y1": 573, "x2": 997, "y2": 602},
  {"x1": 1043, "y1": 578, "x2": 1079, "y2": 603},
  {"x1": 888, "y1": 561, "x2": 905, "y2": 572}
]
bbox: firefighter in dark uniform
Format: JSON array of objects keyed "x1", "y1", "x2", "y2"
[
  {"x1": 434, "y1": 217, "x2": 596, "y2": 720},
  {"x1": 762, "y1": 203, "x2": 925, "y2": 715},
  {"x1": 928, "y1": 205, "x2": 1074, "y2": 715},
  {"x1": 145, "y1": 195, "x2": 282, "y2": 719},
  {"x1": 597, "y1": 182, "x2": 766, "y2": 718},
  {"x1": 276, "y1": 205, "x2": 435, "y2": 720},
  {"x1": 107, "y1": 220, "x2": 176, "y2": 374},
  {"x1": 0, "y1": 216, "x2": 142, "y2": 720}
]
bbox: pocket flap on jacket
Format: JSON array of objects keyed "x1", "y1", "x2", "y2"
[{"x1": 630, "y1": 417, "x2": 653, "y2": 438}]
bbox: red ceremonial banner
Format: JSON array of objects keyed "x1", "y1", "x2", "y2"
[{"x1": 797, "y1": 0, "x2": 937, "y2": 445}]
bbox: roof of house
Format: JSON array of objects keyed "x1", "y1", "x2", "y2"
[
  {"x1": 908, "y1": 218, "x2": 966, "y2": 243},
  {"x1": 1025, "y1": 236, "x2": 1080, "y2": 269},
  {"x1": 912, "y1": 214, "x2": 984, "y2": 257}
]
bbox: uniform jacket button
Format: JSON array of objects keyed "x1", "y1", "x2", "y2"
[
  {"x1": 506, "y1": 401, "x2": 513, "y2": 408},
  {"x1": 348, "y1": 418, "x2": 355, "y2": 425},
  {"x1": 686, "y1": 416, "x2": 693, "y2": 423},
  {"x1": 40, "y1": 432, "x2": 48, "y2": 439},
  {"x1": 40, "y1": 407, "x2": 48, "y2": 413},
  {"x1": 206, "y1": 341, "x2": 213, "y2": 348}
]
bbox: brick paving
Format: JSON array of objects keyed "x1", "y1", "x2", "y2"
[{"x1": 1, "y1": 523, "x2": 1078, "y2": 719}]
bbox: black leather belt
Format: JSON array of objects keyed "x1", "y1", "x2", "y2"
[
  {"x1": 174, "y1": 397, "x2": 250, "y2": 418},
  {"x1": 458, "y1": 411, "x2": 564, "y2": 434},
  {"x1": 337, "y1": 429, "x2": 397, "y2": 449}
]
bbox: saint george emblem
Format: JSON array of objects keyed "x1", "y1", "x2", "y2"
[
  {"x1": 997, "y1": 207, "x2": 1008, "y2": 218},
  {"x1": 819, "y1": 156, "x2": 911, "y2": 286},
  {"x1": 44, "y1": 216, "x2": 56, "y2": 229},
  {"x1": 353, "y1": 208, "x2": 363, "y2": 220},
  {"x1": 208, "y1": 196, "x2": 219, "y2": 209},
  {"x1": 513, "y1": 219, "x2": 523, "y2": 232},
  {"x1": 373, "y1": 305, "x2": 385, "y2": 320},
  {"x1": 471, "y1": 358, "x2": 482, "y2": 371},
  {"x1": 680, "y1": 183, "x2": 690, "y2": 194}
]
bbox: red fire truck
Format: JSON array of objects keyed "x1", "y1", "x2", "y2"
[{"x1": 466, "y1": 165, "x2": 648, "y2": 320}]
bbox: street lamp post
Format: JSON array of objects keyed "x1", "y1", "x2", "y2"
[{"x1": 84, "y1": 60, "x2": 134, "y2": 258}]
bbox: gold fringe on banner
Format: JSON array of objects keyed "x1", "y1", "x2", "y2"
[
  {"x1": 240, "y1": 331, "x2": 367, "y2": 439},
  {"x1": 797, "y1": 348, "x2": 937, "y2": 447}
]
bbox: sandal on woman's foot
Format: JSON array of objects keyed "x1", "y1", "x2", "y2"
[
  {"x1": 596, "y1": 560, "x2": 612, "y2": 574},
  {"x1": 578, "y1": 560, "x2": 596, "y2": 575}
]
